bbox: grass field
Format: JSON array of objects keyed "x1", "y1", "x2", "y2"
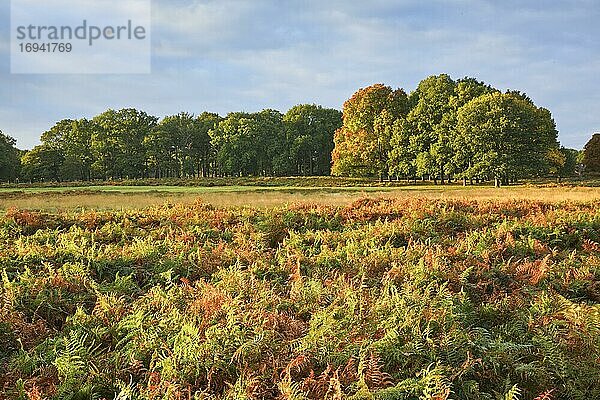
[
  {"x1": 2, "y1": 184, "x2": 600, "y2": 211},
  {"x1": 1, "y1": 183, "x2": 600, "y2": 399}
]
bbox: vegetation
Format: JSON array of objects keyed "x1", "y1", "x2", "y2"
[
  {"x1": 583, "y1": 133, "x2": 600, "y2": 174},
  {"x1": 0, "y1": 131, "x2": 21, "y2": 182},
  {"x1": 3, "y1": 181, "x2": 600, "y2": 212},
  {"x1": 331, "y1": 84, "x2": 409, "y2": 179},
  {"x1": 4, "y1": 74, "x2": 595, "y2": 186},
  {"x1": 15, "y1": 106, "x2": 342, "y2": 183},
  {"x1": 1, "y1": 197, "x2": 600, "y2": 399},
  {"x1": 332, "y1": 75, "x2": 581, "y2": 186}
]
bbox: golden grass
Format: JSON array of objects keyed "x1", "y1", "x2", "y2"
[{"x1": 1, "y1": 185, "x2": 600, "y2": 212}]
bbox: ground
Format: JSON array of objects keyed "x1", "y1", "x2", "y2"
[
  {"x1": 1, "y1": 179, "x2": 599, "y2": 399},
  {"x1": 1, "y1": 179, "x2": 600, "y2": 211}
]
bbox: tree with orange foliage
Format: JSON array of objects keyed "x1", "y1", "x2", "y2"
[{"x1": 331, "y1": 84, "x2": 408, "y2": 179}]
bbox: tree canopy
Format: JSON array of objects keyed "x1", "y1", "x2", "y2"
[
  {"x1": 583, "y1": 133, "x2": 600, "y2": 174},
  {"x1": 16, "y1": 105, "x2": 341, "y2": 182},
  {"x1": 1, "y1": 75, "x2": 591, "y2": 184},
  {"x1": 331, "y1": 84, "x2": 408, "y2": 178},
  {"x1": 332, "y1": 75, "x2": 569, "y2": 185},
  {"x1": 0, "y1": 131, "x2": 21, "y2": 182},
  {"x1": 284, "y1": 104, "x2": 342, "y2": 176},
  {"x1": 456, "y1": 91, "x2": 558, "y2": 185}
]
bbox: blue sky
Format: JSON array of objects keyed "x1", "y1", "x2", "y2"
[{"x1": 1, "y1": 0, "x2": 599, "y2": 150}]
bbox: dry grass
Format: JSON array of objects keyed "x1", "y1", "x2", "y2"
[
  {"x1": 1, "y1": 185, "x2": 599, "y2": 211},
  {"x1": 0, "y1": 190, "x2": 365, "y2": 211}
]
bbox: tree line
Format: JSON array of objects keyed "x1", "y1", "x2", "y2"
[
  {"x1": 331, "y1": 74, "x2": 590, "y2": 186},
  {"x1": 1, "y1": 74, "x2": 600, "y2": 184},
  {"x1": 0, "y1": 104, "x2": 342, "y2": 182}
]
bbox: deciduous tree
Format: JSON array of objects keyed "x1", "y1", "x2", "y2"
[
  {"x1": 456, "y1": 92, "x2": 559, "y2": 186},
  {"x1": 0, "y1": 131, "x2": 20, "y2": 182},
  {"x1": 332, "y1": 84, "x2": 408, "y2": 178},
  {"x1": 284, "y1": 104, "x2": 342, "y2": 176},
  {"x1": 583, "y1": 133, "x2": 600, "y2": 173}
]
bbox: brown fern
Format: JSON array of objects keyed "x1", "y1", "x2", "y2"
[
  {"x1": 534, "y1": 388, "x2": 555, "y2": 400},
  {"x1": 516, "y1": 254, "x2": 551, "y2": 285},
  {"x1": 362, "y1": 353, "x2": 392, "y2": 389},
  {"x1": 302, "y1": 365, "x2": 333, "y2": 399}
]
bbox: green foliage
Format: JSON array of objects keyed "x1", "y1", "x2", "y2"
[
  {"x1": 456, "y1": 92, "x2": 559, "y2": 185},
  {"x1": 144, "y1": 111, "x2": 219, "y2": 179},
  {"x1": 210, "y1": 110, "x2": 286, "y2": 177},
  {"x1": 583, "y1": 133, "x2": 600, "y2": 173},
  {"x1": 91, "y1": 108, "x2": 158, "y2": 180},
  {"x1": 0, "y1": 130, "x2": 21, "y2": 182},
  {"x1": 284, "y1": 104, "x2": 342, "y2": 176},
  {"x1": 18, "y1": 105, "x2": 341, "y2": 183},
  {"x1": 20, "y1": 144, "x2": 63, "y2": 182},
  {"x1": 334, "y1": 75, "x2": 562, "y2": 185}
]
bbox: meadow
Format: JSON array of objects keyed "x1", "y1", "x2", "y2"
[
  {"x1": 1, "y1": 183, "x2": 600, "y2": 399},
  {"x1": 1, "y1": 182, "x2": 600, "y2": 211}
]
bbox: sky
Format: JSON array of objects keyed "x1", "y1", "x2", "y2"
[{"x1": 1, "y1": 0, "x2": 599, "y2": 150}]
